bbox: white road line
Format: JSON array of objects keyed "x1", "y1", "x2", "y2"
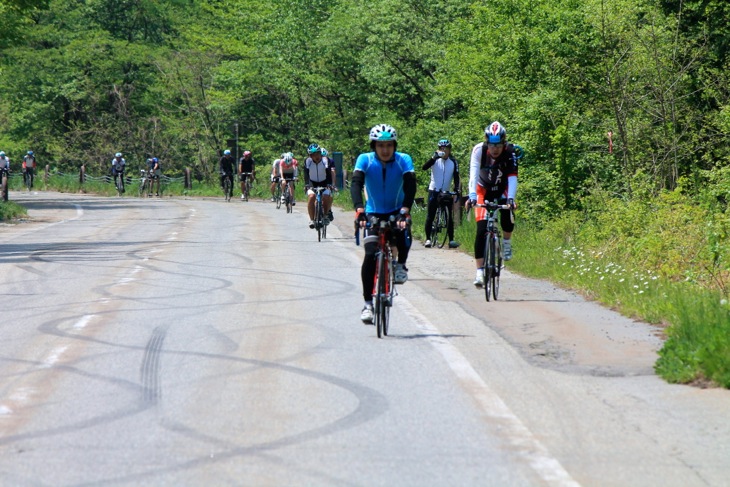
[
  {"x1": 41, "y1": 345, "x2": 69, "y2": 368},
  {"x1": 73, "y1": 314, "x2": 96, "y2": 330},
  {"x1": 399, "y1": 297, "x2": 581, "y2": 487}
]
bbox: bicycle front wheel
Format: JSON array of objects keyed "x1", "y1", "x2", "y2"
[
  {"x1": 492, "y1": 238, "x2": 502, "y2": 300},
  {"x1": 484, "y1": 235, "x2": 496, "y2": 302},
  {"x1": 374, "y1": 251, "x2": 387, "y2": 338},
  {"x1": 436, "y1": 207, "x2": 449, "y2": 248},
  {"x1": 275, "y1": 186, "x2": 282, "y2": 209}
]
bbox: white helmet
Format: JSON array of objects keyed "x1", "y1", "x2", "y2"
[
  {"x1": 283, "y1": 153, "x2": 293, "y2": 163},
  {"x1": 115, "y1": 152, "x2": 122, "y2": 158},
  {"x1": 369, "y1": 124, "x2": 397, "y2": 142}
]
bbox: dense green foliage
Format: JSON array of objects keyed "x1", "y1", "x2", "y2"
[{"x1": 2, "y1": 0, "x2": 729, "y2": 385}]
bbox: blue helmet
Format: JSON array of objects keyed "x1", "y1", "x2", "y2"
[
  {"x1": 307, "y1": 143, "x2": 321, "y2": 154},
  {"x1": 224, "y1": 149, "x2": 231, "y2": 156},
  {"x1": 485, "y1": 121, "x2": 507, "y2": 144},
  {"x1": 27, "y1": 150, "x2": 34, "y2": 156},
  {"x1": 152, "y1": 157, "x2": 158, "y2": 163}
]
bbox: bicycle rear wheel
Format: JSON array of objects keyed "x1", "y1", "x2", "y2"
[
  {"x1": 139, "y1": 178, "x2": 147, "y2": 197},
  {"x1": 244, "y1": 179, "x2": 251, "y2": 201},
  {"x1": 436, "y1": 207, "x2": 449, "y2": 248},
  {"x1": 275, "y1": 186, "x2": 282, "y2": 209}
]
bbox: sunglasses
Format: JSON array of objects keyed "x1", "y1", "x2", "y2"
[{"x1": 487, "y1": 143, "x2": 504, "y2": 148}]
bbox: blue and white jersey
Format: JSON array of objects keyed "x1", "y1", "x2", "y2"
[{"x1": 354, "y1": 151, "x2": 415, "y2": 214}]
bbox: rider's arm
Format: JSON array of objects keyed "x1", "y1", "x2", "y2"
[
  {"x1": 507, "y1": 175, "x2": 518, "y2": 200},
  {"x1": 468, "y1": 144, "x2": 481, "y2": 202},
  {"x1": 350, "y1": 170, "x2": 365, "y2": 210},
  {"x1": 421, "y1": 153, "x2": 438, "y2": 171},
  {"x1": 452, "y1": 158, "x2": 461, "y2": 193},
  {"x1": 402, "y1": 172, "x2": 417, "y2": 211},
  {"x1": 303, "y1": 161, "x2": 311, "y2": 186}
]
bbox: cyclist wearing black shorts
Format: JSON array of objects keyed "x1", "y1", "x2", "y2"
[
  {"x1": 303, "y1": 143, "x2": 336, "y2": 228},
  {"x1": 351, "y1": 124, "x2": 416, "y2": 323},
  {"x1": 422, "y1": 138, "x2": 461, "y2": 249},
  {"x1": 466, "y1": 121, "x2": 518, "y2": 287},
  {"x1": 23, "y1": 151, "x2": 37, "y2": 189},
  {"x1": 219, "y1": 149, "x2": 235, "y2": 191},
  {"x1": 111, "y1": 152, "x2": 126, "y2": 192},
  {"x1": 239, "y1": 150, "x2": 256, "y2": 199},
  {"x1": 148, "y1": 157, "x2": 161, "y2": 196}
]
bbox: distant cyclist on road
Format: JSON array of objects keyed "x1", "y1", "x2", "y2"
[
  {"x1": 351, "y1": 124, "x2": 416, "y2": 323},
  {"x1": 278, "y1": 152, "x2": 298, "y2": 206},
  {"x1": 111, "y1": 152, "x2": 126, "y2": 193},
  {"x1": 239, "y1": 150, "x2": 256, "y2": 199},
  {"x1": 148, "y1": 157, "x2": 161, "y2": 196},
  {"x1": 466, "y1": 121, "x2": 519, "y2": 287},
  {"x1": 422, "y1": 138, "x2": 461, "y2": 249},
  {"x1": 303, "y1": 143, "x2": 336, "y2": 228},
  {"x1": 269, "y1": 154, "x2": 283, "y2": 202},
  {"x1": 219, "y1": 149, "x2": 236, "y2": 193},
  {"x1": 23, "y1": 151, "x2": 37, "y2": 189},
  {"x1": 0, "y1": 151, "x2": 11, "y2": 172}
]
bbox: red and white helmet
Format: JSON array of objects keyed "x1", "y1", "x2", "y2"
[{"x1": 485, "y1": 121, "x2": 507, "y2": 144}]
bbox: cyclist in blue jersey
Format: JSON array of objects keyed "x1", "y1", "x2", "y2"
[{"x1": 351, "y1": 124, "x2": 416, "y2": 323}]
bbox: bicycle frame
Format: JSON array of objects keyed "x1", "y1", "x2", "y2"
[
  {"x1": 312, "y1": 187, "x2": 327, "y2": 241},
  {"x1": 476, "y1": 202, "x2": 512, "y2": 301}
]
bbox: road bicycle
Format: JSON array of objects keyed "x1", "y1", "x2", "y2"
[
  {"x1": 429, "y1": 191, "x2": 458, "y2": 248},
  {"x1": 24, "y1": 169, "x2": 34, "y2": 192},
  {"x1": 356, "y1": 215, "x2": 406, "y2": 338},
  {"x1": 282, "y1": 178, "x2": 296, "y2": 213},
  {"x1": 241, "y1": 172, "x2": 254, "y2": 201},
  {"x1": 1, "y1": 168, "x2": 8, "y2": 202},
  {"x1": 222, "y1": 172, "x2": 233, "y2": 202},
  {"x1": 114, "y1": 170, "x2": 125, "y2": 197},
  {"x1": 138, "y1": 169, "x2": 151, "y2": 198},
  {"x1": 274, "y1": 179, "x2": 282, "y2": 209},
  {"x1": 476, "y1": 201, "x2": 513, "y2": 301},
  {"x1": 311, "y1": 186, "x2": 329, "y2": 241}
]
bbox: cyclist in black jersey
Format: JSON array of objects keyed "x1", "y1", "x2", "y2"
[
  {"x1": 303, "y1": 143, "x2": 336, "y2": 228},
  {"x1": 239, "y1": 150, "x2": 256, "y2": 199},
  {"x1": 219, "y1": 149, "x2": 236, "y2": 190}
]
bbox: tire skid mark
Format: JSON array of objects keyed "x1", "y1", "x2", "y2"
[{"x1": 140, "y1": 326, "x2": 168, "y2": 406}]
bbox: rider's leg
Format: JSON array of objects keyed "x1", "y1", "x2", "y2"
[{"x1": 307, "y1": 192, "x2": 315, "y2": 220}]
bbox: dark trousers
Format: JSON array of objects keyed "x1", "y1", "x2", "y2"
[{"x1": 424, "y1": 190, "x2": 454, "y2": 241}]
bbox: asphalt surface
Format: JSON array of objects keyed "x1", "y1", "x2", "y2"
[{"x1": 0, "y1": 190, "x2": 728, "y2": 486}]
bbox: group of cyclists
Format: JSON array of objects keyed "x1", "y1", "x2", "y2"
[
  {"x1": 0, "y1": 150, "x2": 39, "y2": 190},
  {"x1": 212, "y1": 120, "x2": 519, "y2": 324},
  {"x1": 110, "y1": 152, "x2": 162, "y2": 196},
  {"x1": 351, "y1": 121, "x2": 519, "y2": 322}
]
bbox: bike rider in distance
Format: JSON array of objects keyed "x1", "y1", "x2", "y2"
[
  {"x1": 111, "y1": 152, "x2": 126, "y2": 192},
  {"x1": 219, "y1": 149, "x2": 235, "y2": 193},
  {"x1": 303, "y1": 143, "x2": 336, "y2": 228},
  {"x1": 239, "y1": 150, "x2": 256, "y2": 199},
  {"x1": 465, "y1": 121, "x2": 519, "y2": 287},
  {"x1": 351, "y1": 124, "x2": 416, "y2": 323},
  {"x1": 422, "y1": 138, "x2": 461, "y2": 249},
  {"x1": 319, "y1": 148, "x2": 335, "y2": 221},
  {"x1": 278, "y1": 152, "x2": 298, "y2": 205},
  {"x1": 149, "y1": 157, "x2": 161, "y2": 196},
  {"x1": 269, "y1": 154, "x2": 283, "y2": 202},
  {"x1": 23, "y1": 150, "x2": 37, "y2": 190},
  {"x1": 1, "y1": 151, "x2": 11, "y2": 175}
]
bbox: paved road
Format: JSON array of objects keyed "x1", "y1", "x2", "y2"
[{"x1": 1, "y1": 192, "x2": 728, "y2": 486}]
